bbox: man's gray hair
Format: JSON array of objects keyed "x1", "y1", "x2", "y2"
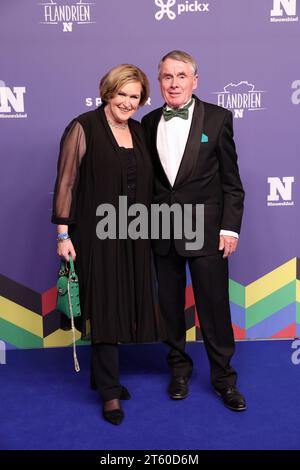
[{"x1": 158, "y1": 50, "x2": 198, "y2": 79}]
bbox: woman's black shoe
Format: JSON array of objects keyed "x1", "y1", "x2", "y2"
[{"x1": 102, "y1": 407, "x2": 124, "y2": 425}]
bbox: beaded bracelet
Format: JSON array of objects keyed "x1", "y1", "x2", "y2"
[
  {"x1": 57, "y1": 231, "x2": 68, "y2": 239},
  {"x1": 57, "y1": 232, "x2": 71, "y2": 243},
  {"x1": 57, "y1": 237, "x2": 71, "y2": 243}
]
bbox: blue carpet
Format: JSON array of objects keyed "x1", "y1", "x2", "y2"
[{"x1": 0, "y1": 340, "x2": 300, "y2": 450}]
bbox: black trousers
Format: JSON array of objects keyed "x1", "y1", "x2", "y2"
[
  {"x1": 155, "y1": 242, "x2": 237, "y2": 390},
  {"x1": 91, "y1": 343, "x2": 122, "y2": 401}
]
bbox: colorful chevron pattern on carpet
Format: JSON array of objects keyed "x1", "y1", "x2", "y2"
[{"x1": 0, "y1": 258, "x2": 299, "y2": 349}]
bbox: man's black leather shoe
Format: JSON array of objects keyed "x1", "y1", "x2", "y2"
[
  {"x1": 215, "y1": 386, "x2": 247, "y2": 411},
  {"x1": 168, "y1": 376, "x2": 189, "y2": 399}
]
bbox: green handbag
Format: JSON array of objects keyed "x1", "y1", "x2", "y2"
[
  {"x1": 56, "y1": 256, "x2": 81, "y2": 372},
  {"x1": 56, "y1": 256, "x2": 81, "y2": 319}
]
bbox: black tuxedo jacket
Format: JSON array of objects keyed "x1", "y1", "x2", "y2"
[{"x1": 141, "y1": 95, "x2": 245, "y2": 257}]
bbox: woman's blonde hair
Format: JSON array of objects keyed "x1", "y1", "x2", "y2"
[{"x1": 100, "y1": 64, "x2": 150, "y2": 106}]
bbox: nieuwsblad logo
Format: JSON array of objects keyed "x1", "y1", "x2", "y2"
[
  {"x1": 267, "y1": 177, "x2": 295, "y2": 206},
  {"x1": 270, "y1": 0, "x2": 298, "y2": 22},
  {"x1": 154, "y1": 0, "x2": 209, "y2": 21},
  {"x1": 39, "y1": 0, "x2": 96, "y2": 32},
  {"x1": 291, "y1": 80, "x2": 300, "y2": 104},
  {"x1": 212, "y1": 81, "x2": 266, "y2": 119},
  {"x1": 0, "y1": 80, "x2": 27, "y2": 119}
]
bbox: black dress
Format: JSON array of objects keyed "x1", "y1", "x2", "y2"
[{"x1": 52, "y1": 105, "x2": 164, "y2": 344}]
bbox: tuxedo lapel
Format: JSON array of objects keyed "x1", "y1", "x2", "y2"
[
  {"x1": 173, "y1": 98, "x2": 205, "y2": 188},
  {"x1": 151, "y1": 109, "x2": 173, "y2": 190}
]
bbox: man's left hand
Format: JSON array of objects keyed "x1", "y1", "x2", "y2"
[{"x1": 219, "y1": 235, "x2": 238, "y2": 258}]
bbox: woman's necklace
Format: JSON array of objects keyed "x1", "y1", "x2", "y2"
[{"x1": 107, "y1": 119, "x2": 128, "y2": 130}]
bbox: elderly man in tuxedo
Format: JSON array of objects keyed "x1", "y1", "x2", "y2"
[{"x1": 142, "y1": 50, "x2": 246, "y2": 411}]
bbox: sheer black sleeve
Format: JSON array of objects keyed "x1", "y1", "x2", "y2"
[{"x1": 51, "y1": 120, "x2": 86, "y2": 225}]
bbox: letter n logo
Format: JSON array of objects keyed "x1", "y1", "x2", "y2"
[
  {"x1": 0, "y1": 86, "x2": 26, "y2": 113},
  {"x1": 270, "y1": 0, "x2": 297, "y2": 17},
  {"x1": 267, "y1": 176, "x2": 294, "y2": 201},
  {"x1": 63, "y1": 23, "x2": 73, "y2": 32}
]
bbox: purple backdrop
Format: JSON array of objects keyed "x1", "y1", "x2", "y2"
[{"x1": 1, "y1": 0, "x2": 299, "y2": 293}]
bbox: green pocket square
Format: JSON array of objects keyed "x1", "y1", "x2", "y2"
[{"x1": 201, "y1": 133, "x2": 208, "y2": 143}]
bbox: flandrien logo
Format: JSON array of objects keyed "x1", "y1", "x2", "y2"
[
  {"x1": 39, "y1": 0, "x2": 96, "y2": 32},
  {"x1": 291, "y1": 80, "x2": 300, "y2": 104},
  {"x1": 267, "y1": 177, "x2": 295, "y2": 206},
  {"x1": 270, "y1": 0, "x2": 298, "y2": 22},
  {"x1": 0, "y1": 80, "x2": 27, "y2": 119},
  {"x1": 154, "y1": 0, "x2": 209, "y2": 21},
  {"x1": 213, "y1": 81, "x2": 266, "y2": 119}
]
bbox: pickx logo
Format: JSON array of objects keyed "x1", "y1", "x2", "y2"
[
  {"x1": 154, "y1": 0, "x2": 209, "y2": 21},
  {"x1": 213, "y1": 81, "x2": 266, "y2": 119},
  {"x1": 0, "y1": 80, "x2": 27, "y2": 119},
  {"x1": 267, "y1": 177, "x2": 295, "y2": 206},
  {"x1": 39, "y1": 0, "x2": 96, "y2": 32},
  {"x1": 155, "y1": 0, "x2": 176, "y2": 20},
  {"x1": 270, "y1": 0, "x2": 298, "y2": 22}
]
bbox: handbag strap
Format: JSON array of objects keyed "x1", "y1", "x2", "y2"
[
  {"x1": 59, "y1": 256, "x2": 77, "y2": 279},
  {"x1": 68, "y1": 256, "x2": 76, "y2": 278},
  {"x1": 60, "y1": 255, "x2": 80, "y2": 372},
  {"x1": 67, "y1": 280, "x2": 80, "y2": 373}
]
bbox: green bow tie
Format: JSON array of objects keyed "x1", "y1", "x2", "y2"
[{"x1": 162, "y1": 99, "x2": 194, "y2": 122}]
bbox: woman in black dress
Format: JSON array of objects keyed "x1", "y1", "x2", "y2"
[{"x1": 52, "y1": 64, "x2": 164, "y2": 425}]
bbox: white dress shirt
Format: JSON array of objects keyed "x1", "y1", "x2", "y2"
[{"x1": 156, "y1": 99, "x2": 238, "y2": 239}]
